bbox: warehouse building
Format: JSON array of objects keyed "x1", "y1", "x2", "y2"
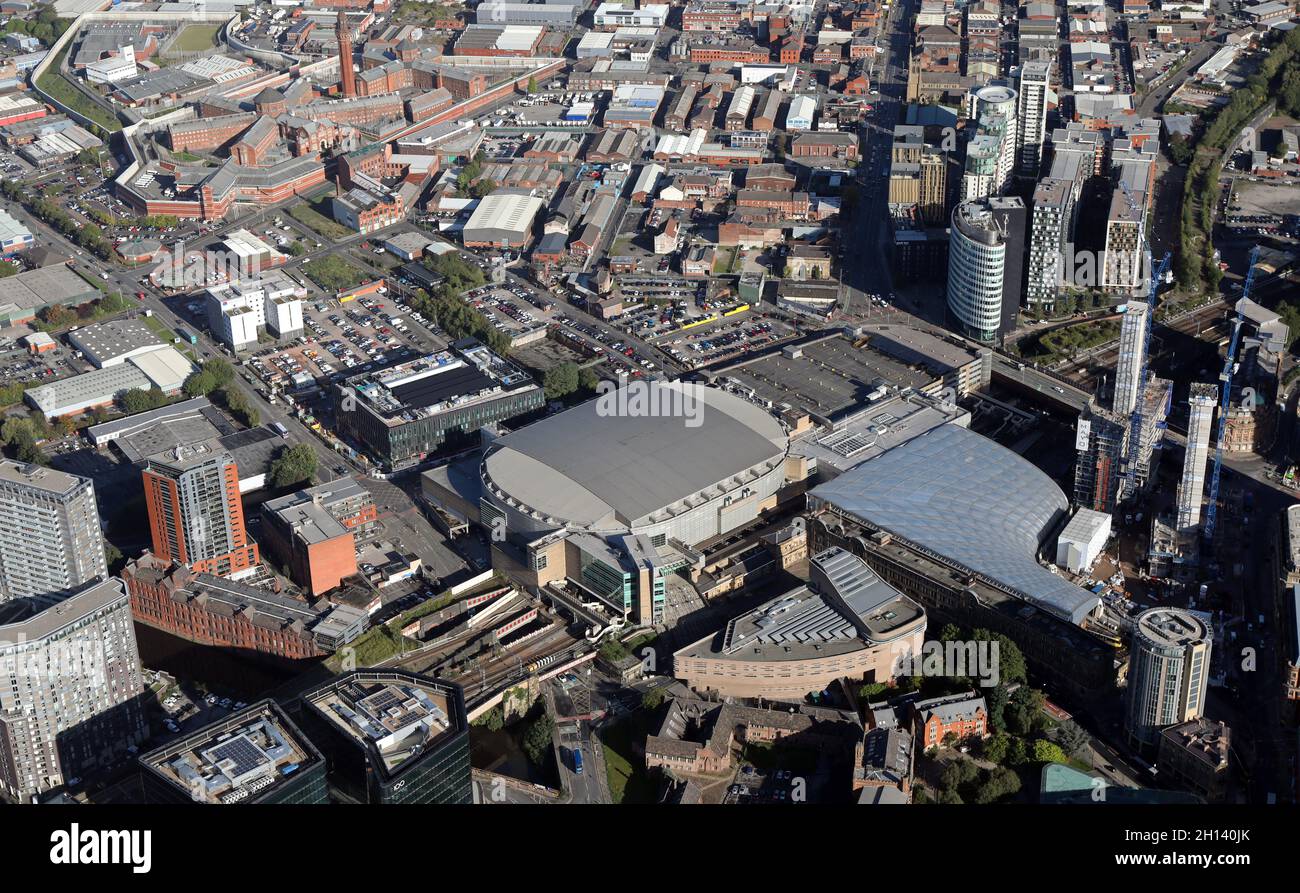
[
  {"x1": 461, "y1": 191, "x2": 546, "y2": 249},
  {"x1": 476, "y1": 1, "x2": 580, "y2": 26},
  {"x1": 453, "y1": 24, "x2": 546, "y2": 57},
  {"x1": 0, "y1": 207, "x2": 33, "y2": 255},
  {"x1": 91, "y1": 396, "x2": 283, "y2": 494},
  {"x1": 0, "y1": 263, "x2": 101, "y2": 327},
  {"x1": 86, "y1": 395, "x2": 215, "y2": 448},
  {"x1": 25, "y1": 346, "x2": 194, "y2": 419},
  {"x1": 68, "y1": 318, "x2": 167, "y2": 368}
]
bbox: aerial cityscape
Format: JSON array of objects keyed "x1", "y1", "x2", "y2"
[{"x1": 0, "y1": 0, "x2": 1295, "y2": 834}]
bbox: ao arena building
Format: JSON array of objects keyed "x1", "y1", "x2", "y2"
[{"x1": 424, "y1": 382, "x2": 798, "y2": 624}]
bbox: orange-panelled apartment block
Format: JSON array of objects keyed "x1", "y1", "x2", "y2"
[{"x1": 143, "y1": 447, "x2": 260, "y2": 579}]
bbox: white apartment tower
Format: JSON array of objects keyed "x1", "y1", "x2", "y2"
[
  {"x1": 0, "y1": 460, "x2": 107, "y2": 603},
  {"x1": 1174, "y1": 383, "x2": 1219, "y2": 543},
  {"x1": 1113, "y1": 300, "x2": 1150, "y2": 418},
  {"x1": 1016, "y1": 61, "x2": 1051, "y2": 178},
  {"x1": 0, "y1": 578, "x2": 147, "y2": 802},
  {"x1": 967, "y1": 84, "x2": 1019, "y2": 195}
]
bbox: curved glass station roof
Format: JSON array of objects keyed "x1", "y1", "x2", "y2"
[{"x1": 811, "y1": 423, "x2": 1099, "y2": 624}]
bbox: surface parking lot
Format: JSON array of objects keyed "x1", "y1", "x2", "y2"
[
  {"x1": 466, "y1": 284, "x2": 550, "y2": 342},
  {"x1": 552, "y1": 313, "x2": 661, "y2": 379},
  {"x1": 654, "y1": 312, "x2": 799, "y2": 370},
  {"x1": 245, "y1": 292, "x2": 448, "y2": 392},
  {"x1": 1226, "y1": 178, "x2": 1300, "y2": 239},
  {"x1": 0, "y1": 337, "x2": 90, "y2": 388}
]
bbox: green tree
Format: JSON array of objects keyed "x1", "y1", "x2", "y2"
[
  {"x1": 38, "y1": 304, "x2": 78, "y2": 330},
  {"x1": 99, "y1": 291, "x2": 131, "y2": 315},
  {"x1": 474, "y1": 706, "x2": 505, "y2": 731},
  {"x1": 184, "y1": 370, "x2": 219, "y2": 397},
  {"x1": 972, "y1": 765, "x2": 1022, "y2": 804},
  {"x1": 220, "y1": 387, "x2": 259, "y2": 428},
  {"x1": 970, "y1": 628, "x2": 1027, "y2": 685},
  {"x1": 578, "y1": 366, "x2": 600, "y2": 392},
  {"x1": 986, "y1": 683, "x2": 1009, "y2": 733},
  {"x1": 119, "y1": 387, "x2": 169, "y2": 414},
  {"x1": 2, "y1": 417, "x2": 44, "y2": 464},
  {"x1": 104, "y1": 542, "x2": 125, "y2": 575},
  {"x1": 269, "y1": 443, "x2": 318, "y2": 489},
  {"x1": 1053, "y1": 719, "x2": 1090, "y2": 758},
  {"x1": 1006, "y1": 686, "x2": 1046, "y2": 736},
  {"x1": 522, "y1": 713, "x2": 555, "y2": 766},
  {"x1": 1032, "y1": 739, "x2": 1067, "y2": 765},
  {"x1": 642, "y1": 688, "x2": 667, "y2": 711},
  {"x1": 858, "y1": 681, "x2": 888, "y2": 700},
  {"x1": 0, "y1": 381, "x2": 26, "y2": 408},
  {"x1": 203, "y1": 357, "x2": 236, "y2": 388},
  {"x1": 543, "y1": 362, "x2": 579, "y2": 399},
  {"x1": 468, "y1": 178, "x2": 498, "y2": 199},
  {"x1": 983, "y1": 732, "x2": 1011, "y2": 764},
  {"x1": 940, "y1": 757, "x2": 979, "y2": 793}
]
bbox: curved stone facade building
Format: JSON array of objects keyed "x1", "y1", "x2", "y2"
[{"x1": 673, "y1": 548, "x2": 926, "y2": 699}]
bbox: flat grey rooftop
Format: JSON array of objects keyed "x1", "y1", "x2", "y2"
[
  {"x1": 484, "y1": 382, "x2": 787, "y2": 528},
  {"x1": 719, "y1": 335, "x2": 936, "y2": 421}
]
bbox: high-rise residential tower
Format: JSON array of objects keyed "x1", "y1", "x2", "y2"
[
  {"x1": 1073, "y1": 401, "x2": 1127, "y2": 514},
  {"x1": 967, "y1": 84, "x2": 1019, "y2": 195},
  {"x1": 0, "y1": 578, "x2": 146, "y2": 802},
  {"x1": 0, "y1": 460, "x2": 107, "y2": 603},
  {"x1": 1113, "y1": 299, "x2": 1151, "y2": 418},
  {"x1": 947, "y1": 196, "x2": 1027, "y2": 344},
  {"x1": 1016, "y1": 61, "x2": 1051, "y2": 177},
  {"x1": 143, "y1": 445, "x2": 260, "y2": 579},
  {"x1": 1125, "y1": 607, "x2": 1211, "y2": 749},
  {"x1": 1024, "y1": 177, "x2": 1072, "y2": 310},
  {"x1": 1175, "y1": 384, "x2": 1218, "y2": 544}
]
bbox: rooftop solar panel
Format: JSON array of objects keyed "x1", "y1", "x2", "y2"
[
  {"x1": 389, "y1": 366, "x2": 495, "y2": 409},
  {"x1": 209, "y1": 735, "x2": 269, "y2": 779}
]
